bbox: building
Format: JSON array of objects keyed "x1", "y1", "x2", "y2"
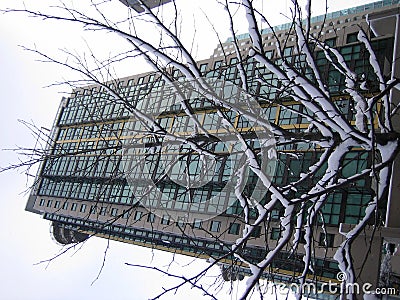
[
  {"x1": 119, "y1": 0, "x2": 172, "y2": 13},
  {"x1": 26, "y1": 1, "x2": 400, "y2": 298}
]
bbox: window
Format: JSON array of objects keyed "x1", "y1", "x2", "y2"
[
  {"x1": 340, "y1": 44, "x2": 362, "y2": 64},
  {"x1": 270, "y1": 227, "x2": 281, "y2": 240},
  {"x1": 90, "y1": 205, "x2": 97, "y2": 214},
  {"x1": 79, "y1": 204, "x2": 87, "y2": 213},
  {"x1": 134, "y1": 211, "x2": 143, "y2": 221},
  {"x1": 172, "y1": 69, "x2": 181, "y2": 79},
  {"x1": 341, "y1": 152, "x2": 369, "y2": 181},
  {"x1": 230, "y1": 57, "x2": 238, "y2": 65},
  {"x1": 39, "y1": 199, "x2": 45, "y2": 206},
  {"x1": 319, "y1": 233, "x2": 335, "y2": 247},
  {"x1": 228, "y1": 223, "x2": 240, "y2": 235},
  {"x1": 236, "y1": 115, "x2": 250, "y2": 129},
  {"x1": 147, "y1": 213, "x2": 155, "y2": 223},
  {"x1": 320, "y1": 193, "x2": 342, "y2": 225},
  {"x1": 346, "y1": 33, "x2": 358, "y2": 44},
  {"x1": 193, "y1": 219, "x2": 203, "y2": 229},
  {"x1": 46, "y1": 200, "x2": 53, "y2": 208},
  {"x1": 62, "y1": 202, "x2": 69, "y2": 210},
  {"x1": 335, "y1": 99, "x2": 351, "y2": 118},
  {"x1": 344, "y1": 191, "x2": 371, "y2": 224},
  {"x1": 325, "y1": 37, "x2": 336, "y2": 47},
  {"x1": 265, "y1": 50, "x2": 274, "y2": 59},
  {"x1": 71, "y1": 203, "x2": 77, "y2": 211},
  {"x1": 54, "y1": 201, "x2": 60, "y2": 209},
  {"x1": 99, "y1": 207, "x2": 107, "y2": 216},
  {"x1": 278, "y1": 104, "x2": 302, "y2": 125},
  {"x1": 111, "y1": 208, "x2": 118, "y2": 217},
  {"x1": 199, "y1": 63, "x2": 208, "y2": 74},
  {"x1": 283, "y1": 46, "x2": 293, "y2": 57},
  {"x1": 210, "y1": 220, "x2": 221, "y2": 232},
  {"x1": 226, "y1": 199, "x2": 243, "y2": 215},
  {"x1": 172, "y1": 115, "x2": 189, "y2": 132},
  {"x1": 262, "y1": 106, "x2": 277, "y2": 123},
  {"x1": 176, "y1": 217, "x2": 186, "y2": 227},
  {"x1": 214, "y1": 60, "x2": 223, "y2": 69},
  {"x1": 202, "y1": 113, "x2": 220, "y2": 130},
  {"x1": 122, "y1": 210, "x2": 130, "y2": 219},
  {"x1": 287, "y1": 152, "x2": 313, "y2": 181},
  {"x1": 271, "y1": 209, "x2": 281, "y2": 220},
  {"x1": 251, "y1": 226, "x2": 262, "y2": 238},
  {"x1": 161, "y1": 215, "x2": 170, "y2": 225}
]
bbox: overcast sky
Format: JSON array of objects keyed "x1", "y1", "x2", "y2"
[{"x1": 0, "y1": 0, "x2": 376, "y2": 299}]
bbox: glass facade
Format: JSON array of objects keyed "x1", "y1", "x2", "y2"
[{"x1": 36, "y1": 33, "x2": 392, "y2": 225}]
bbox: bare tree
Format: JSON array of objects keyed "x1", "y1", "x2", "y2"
[{"x1": 2, "y1": 0, "x2": 400, "y2": 299}]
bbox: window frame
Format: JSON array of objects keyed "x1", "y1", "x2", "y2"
[
  {"x1": 228, "y1": 222, "x2": 241, "y2": 235},
  {"x1": 209, "y1": 220, "x2": 221, "y2": 233}
]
